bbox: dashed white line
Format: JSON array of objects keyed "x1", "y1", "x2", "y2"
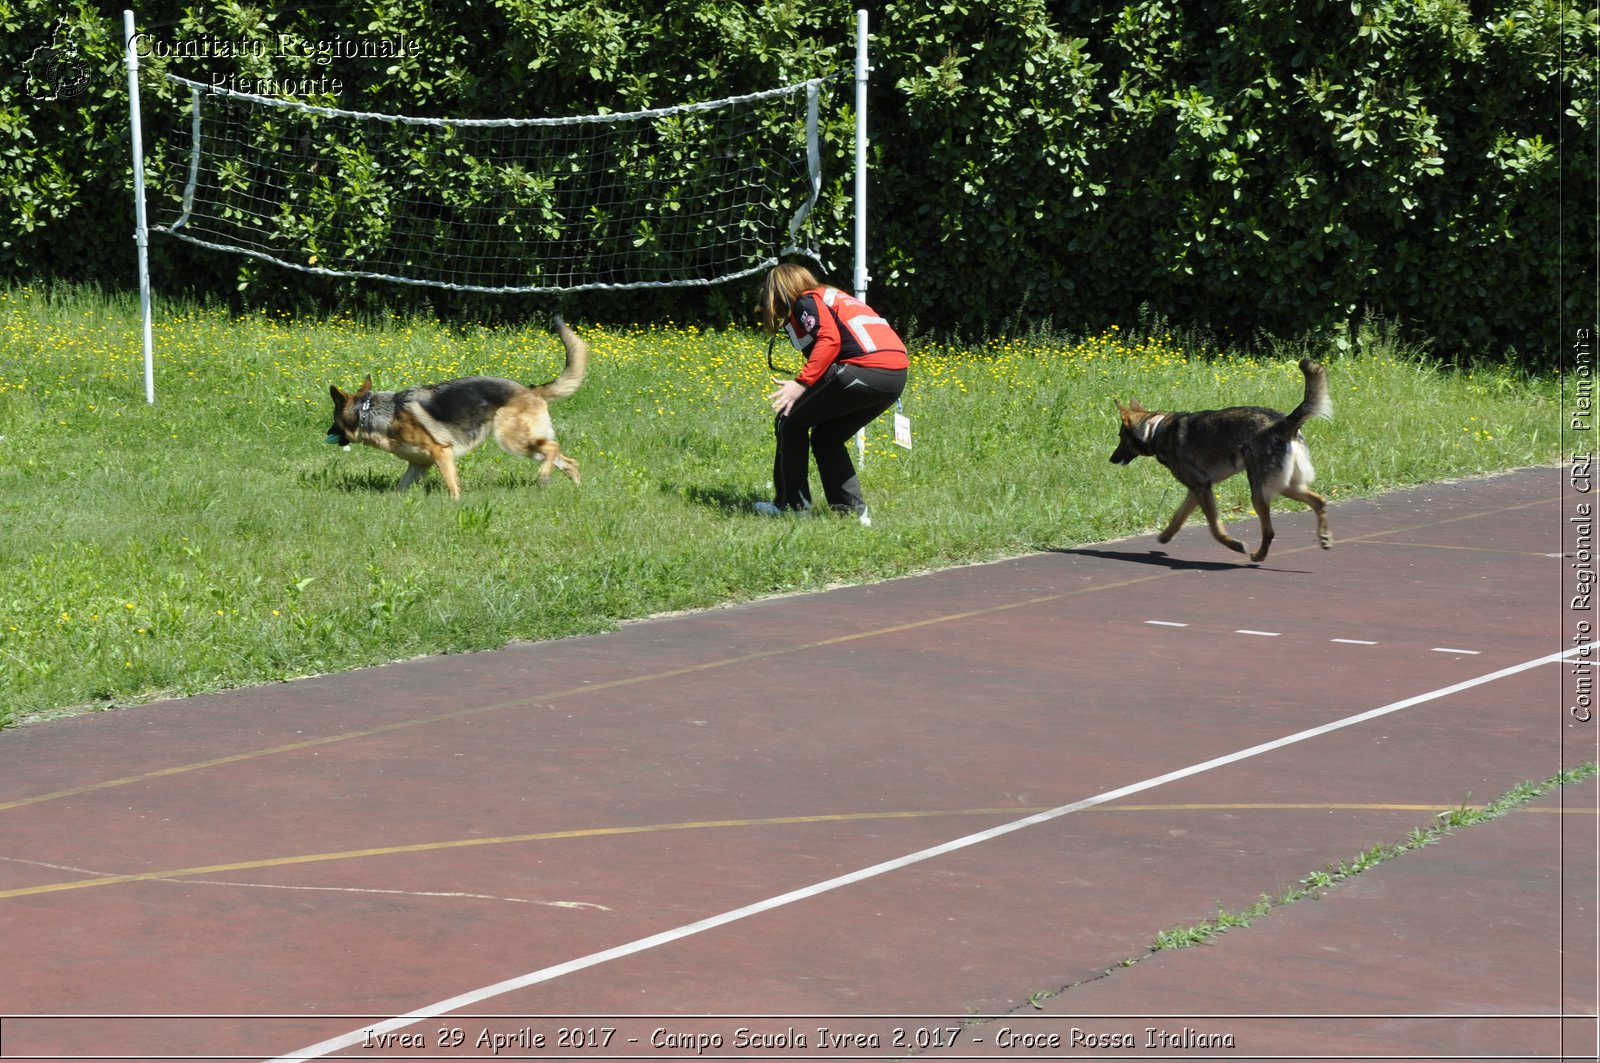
[{"x1": 1147, "y1": 623, "x2": 1486, "y2": 657}]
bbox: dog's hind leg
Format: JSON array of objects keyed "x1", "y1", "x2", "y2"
[
  {"x1": 1282, "y1": 485, "x2": 1331, "y2": 549},
  {"x1": 497, "y1": 403, "x2": 578, "y2": 487},
  {"x1": 1280, "y1": 441, "x2": 1329, "y2": 550},
  {"x1": 533, "y1": 440, "x2": 580, "y2": 486},
  {"x1": 1248, "y1": 487, "x2": 1277, "y2": 563}
]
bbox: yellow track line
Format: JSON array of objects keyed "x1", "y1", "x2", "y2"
[
  {"x1": 4, "y1": 798, "x2": 1589, "y2": 902},
  {"x1": 0, "y1": 494, "x2": 1559, "y2": 816},
  {"x1": 1346, "y1": 539, "x2": 1558, "y2": 558}
]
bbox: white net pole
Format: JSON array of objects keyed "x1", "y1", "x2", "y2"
[
  {"x1": 854, "y1": 7, "x2": 870, "y2": 463},
  {"x1": 853, "y1": 7, "x2": 870, "y2": 304},
  {"x1": 123, "y1": 9, "x2": 155, "y2": 403}
]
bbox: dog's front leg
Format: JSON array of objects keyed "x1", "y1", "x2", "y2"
[
  {"x1": 1157, "y1": 489, "x2": 1201, "y2": 545},
  {"x1": 395, "y1": 463, "x2": 428, "y2": 493},
  {"x1": 431, "y1": 447, "x2": 463, "y2": 500},
  {"x1": 1196, "y1": 487, "x2": 1247, "y2": 556}
]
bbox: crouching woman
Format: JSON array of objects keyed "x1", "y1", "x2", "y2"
[{"x1": 754, "y1": 263, "x2": 908, "y2": 525}]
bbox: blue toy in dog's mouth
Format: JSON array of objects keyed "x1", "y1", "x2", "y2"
[{"x1": 326, "y1": 433, "x2": 350, "y2": 449}]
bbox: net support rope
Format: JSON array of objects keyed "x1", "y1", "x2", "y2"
[{"x1": 151, "y1": 73, "x2": 837, "y2": 293}]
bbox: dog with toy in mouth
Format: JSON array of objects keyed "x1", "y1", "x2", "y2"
[{"x1": 326, "y1": 315, "x2": 586, "y2": 500}]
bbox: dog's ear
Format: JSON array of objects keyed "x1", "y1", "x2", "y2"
[
  {"x1": 357, "y1": 374, "x2": 373, "y2": 395},
  {"x1": 330, "y1": 384, "x2": 346, "y2": 403}
]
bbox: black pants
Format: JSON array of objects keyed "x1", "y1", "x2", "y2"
[{"x1": 772, "y1": 363, "x2": 907, "y2": 514}]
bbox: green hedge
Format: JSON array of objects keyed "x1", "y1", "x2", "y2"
[
  {"x1": 875, "y1": 0, "x2": 1596, "y2": 365},
  {"x1": 3, "y1": 0, "x2": 1594, "y2": 364}
]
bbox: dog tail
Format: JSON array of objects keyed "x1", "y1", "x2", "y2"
[
  {"x1": 529, "y1": 315, "x2": 587, "y2": 402},
  {"x1": 1283, "y1": 358, "x2": 1331, "y2": 432}
]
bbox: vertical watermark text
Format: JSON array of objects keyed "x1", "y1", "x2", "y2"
[{"x1": 1570, "y1": 327, "x2": 1595, "y2": 723}]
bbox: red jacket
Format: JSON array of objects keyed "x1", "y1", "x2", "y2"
[{"x1": 785, "y1": 287, "x2": 908, "y2": 387}]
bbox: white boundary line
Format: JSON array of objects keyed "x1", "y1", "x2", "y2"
[{"x1": 265, "y1": 643, "x2": 1591, "y2": 1063}]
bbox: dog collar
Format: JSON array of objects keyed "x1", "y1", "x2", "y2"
[
  {"x1": 357, "y1": 394, "x2": 374, "y2": 433},
  {"x1": 1141, "y1": 413, "x2": 1165, "y2": 441}
]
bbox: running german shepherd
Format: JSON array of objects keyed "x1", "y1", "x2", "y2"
[
  {"x1": 1109, "y1": 359, "x2": 1331, "y2": 563},
  {"x1": 326, "y1": 316, "x2": 587, "y2": 500}
]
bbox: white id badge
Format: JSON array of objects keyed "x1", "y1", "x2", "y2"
[{"x1": 893, "y1": 412, "x2": 912, "y2": 450}]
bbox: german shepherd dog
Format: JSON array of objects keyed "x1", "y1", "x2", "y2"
[
  {"x1": 1109, "y1": 359, "x2": 1331, "y2": 563},
  {"x1": 326, "y1": 316, "x2": 587, "y2": 500}
]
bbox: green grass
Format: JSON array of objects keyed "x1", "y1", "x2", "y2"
[
  {"x1": 0, "y1": 284, "x2": 1562, "y2": 727},
  {"x1": 1005, "y1": 762, "x2": 1598, "y2": 1016},
  {"x1": 1144, "y1": 762, "x2": 1600, "y2": 953}
]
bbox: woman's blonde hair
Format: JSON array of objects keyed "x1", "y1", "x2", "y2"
[{"x1": 756, "y1": 262, "x2": 821, "y2": 334}]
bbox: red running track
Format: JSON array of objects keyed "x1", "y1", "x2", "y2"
[{"x1": 0, "y1": 466, "x2": 1593, "y2": 1062}]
